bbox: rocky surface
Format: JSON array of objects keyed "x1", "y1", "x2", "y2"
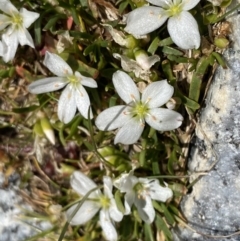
[
  {"x1": 0, "y1": 171, "x2": 52, "y2": 241},
  {"x1": 175, "y1": 1, "x2": 240, "y2": 240}
]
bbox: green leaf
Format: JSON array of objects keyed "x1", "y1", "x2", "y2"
[
  {"x1": 189, "y1": 56, "x2": 210, "y2": 102},
  {"x1": 162, "y1": 46, "x2": 183, "y2": 56},
  {"x1": 144, "y1": 223, "x2": 154, "y2": 241},
  {"x1": 155, "y1": 215, "x2": 172, "y2": 240}
]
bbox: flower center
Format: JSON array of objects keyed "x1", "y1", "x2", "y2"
[
  {"x1": 130, "y1": 101, "x2": 149, "y2": 123},
  {"x1": 99, "y1": 195, "x2": 110, "y2": 209},
  {"x1": 166, "y1": 1, "x2": 183, "y2": 17},
  {"x1": 67, "y1": 75, "x2": 79, "y2": 85},
  {"x1": 133, "y1": 182, "x2": 147, "y2": 199},
  {"x1": 11, "y1": 13, "x2": 23, "y2": 28}
]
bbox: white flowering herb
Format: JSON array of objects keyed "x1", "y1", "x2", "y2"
[
  {"x1": 66, "y1": 171, "x2": 123, "y2": 241},
  {"x1": 114, "y1": 171, "x2": 173, "y2": 223},
  {"x1": 28, "y1": 51, "x2": 97, "y2": 124},
  {"x1": 0, "y1": 0, "x2": 39, "y2": 62},
  {"x1": 113, "y1": 50, "x2": 160, "y2": 81},
  {"x1": 95, "y1": 70, "x2": 183, "y2": 145},
  {"x1": 124, "y1": 0, "x2": 201, "y2": 49}
]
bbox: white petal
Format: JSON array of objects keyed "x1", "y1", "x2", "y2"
[
  {"x1": 139, "y1": 178, "x2": 173, "y2": 202},
  {"x1": 114, "y1": 118, "x2": 144, "y2": 145},
  {"x1": 135, "y1": 195, "x2": 155, "y2": 223},
  {"x1": 109, "y1": 201, "x2": 123, "y2": 222},
  {"x1": 145, "y1": 108, "x2": 183, "y2": 131},
  {"x1": 70, "y1": 171, "x2": 101, "y2": 198},
  {"x1": 124, "y1": 191, "x2": 135, "y2": 215},
  {"x1": 1, "y1": 30, "x2": 18, "y2": 62},
  {"x1": 28, "y1": 77, "x2": 68, "y2": 94},
  {"x1": 113, "y1": 70, "x2": 140, "y2": 103},
  {"x1": 58, "y1": 84, "x2": 76, "y2": 124},
  {"x1": 135, "y1": 54, "x2": 160, "y2": 71},
  {"x1": 0, "y1": 41, "x2": 3, "y2": 56},
  {"x1": 0, "y1": 0, "x2": 18, "y2": 15},
  {"x1": 74, "y1": 84, "x2": 92, "y2": 119},
  {"x1": 0, "y1": 14, "x2": 11, "y2": 30},
  {"x1": 17, "y1": 28, "x2": 35, "y2": 47},
  {"x1": 75, "y1": 71, "x2": 97, "y2": 88},
  {"x1": 66, "y1": 201, "x2": 100, "y2": 225},
  {"x1": 114, "y1": 172, "x2": 138, "y2": 193},
  {"x1": 124, "y1": 6, "x2": 168, "y2": 36},
  {"x1": 142, "y1": 80, "x2": 173, "y2": 108},
  {"x1": 147, "y1": 0, "x2": 168, "y2": 7},
  {"x1": 100, "y1": 209, "x2": 118, "y2": 241},
  {"x1": 103, "y1": 176, "x2": 113, "y2": 198},
  {"x1": 168, "y1": 11, "x2": 200, "y2": 49},
  {"x1": 149, "y1": 180, "x2": 173, "y2": 201},
  {"x1": 20, "y1": 8, "x2": 39, "y2": 28},
  {"x1": 182, "y1": 0, "x2": 200, "y2": 11},
  {"x1": 43, "y1": 51, "x2": 73, "y2": 77},
  {"x1": 113, "y1": 53, "x2": 141, "y2": 74},
  {"x1": 95, "y1": 105, "x2": 131, "y2": 131}
]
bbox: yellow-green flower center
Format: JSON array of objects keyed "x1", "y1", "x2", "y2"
[
  {"x1": 133, "y1": 182, "x2": 144, "y2": 193},
  {"x1": 11, "y1": 13, "x2": 23, "y2": 28},
  {"x1": 167, "y1": 3, "x2": 183, "y2": 17},
  {"x1": 131, "y1": 101, "x2": 149, "y2": 122},
  {"x1": 99, "y1": 195, "x2": 110, "y2": 209},
  {"x1": 67, "y1": 75, "x2": 79, "y2": 85}
]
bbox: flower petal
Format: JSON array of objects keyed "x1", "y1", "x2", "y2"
[
  {"x1": 0, "y1": 14, "x2": 11, "y2": 30},
  {"x1": 142, "y1": 80, "x2": 173, "y2": 108},
  {"x1": 135, "y1": 195, "x2": 155, "y2": 223},
  {"x1": 113, "y1": 53, "x2": 142, "y2": 74},
  {"x1": 114, "y1": 118, "x2": 144, "y2": 145},
  {"x1": 17, "y1": 28, "x2": 35, "y2": 47},
  {"x1": 135, "y1": 54, "x2": 160, "y2": 71},
  {"x1": 43, "y1": 51, "x2": 73, "y2": 77},
  {"x1": 124, "y1": 191, "x2": 135, "y2": 215},
  {"x1": 75, "y1": 71, "x2": 97, "y2": 88},
  {"x1": 100, "y1": 209, "x2": 118, "y2": 241},
  {"x1": 0, "y1": 41, "x2": 3, "y2": 56},
  {"x1": 0, "y1": 0, "x2": 18, "y2": 15},
  {"x1": 167, "y1": 11, "x2": 200, "y2": 49},
  {"x1": 124, "y1": 6, "x2": 168, "y2": 37},
  {"x1": 103, "y1": 176, "x2": 113, "y2": 198},
  {"x1": 145, "y1": 108, "x2": 183, "y2": 131},
  {"x1": 58, "y1": 84, "x2": 77, "y2": 124},
  {"x1": 66, "y1": 201, "x2": 100, "y2": 225},
  {"x1": 113, "y1": 70, "x2": 140, "y2": 103},
  {"x1": 28, "y1": 77, "x2": 68, "y2": 94},
  {"x1": 74, "y1": 84, "x2": 92, "y2": 119},
  {"x1": 147, "y1": 0, "x2": 171, "y2": 7},
  {"x1": 20, "y1": 8, "x2": 39, "y2": 28},
  {"x1": 95, "y1": 105, "x2": 131, "y2": 131},
  {"x1": 1, "y1": 30, "x2": 18, "y2": 62},
  {"x1": 114, "y1": 171, "x2": 138, "y2": 193},
  {"x1": 182, "y1": 0, "x2": 200, "y2": 11},
  {"x1": 70, "y1": 171, "x2": 101, "y2": 198},
  {"x1": 109, "y1": 201, "x2": 123, "y2": 222},
  {"x1": 139, "y1": 178, "x2": 173, "y2": 202}
]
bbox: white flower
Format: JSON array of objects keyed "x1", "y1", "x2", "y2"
[
  {"x1": 114, "y1": 171, "x2": 173, "y2": 223},
  {"x1": 124, "y1": 0, "x2": 200, "y2": 49},
  {"x1": 66, "y1": 171, "x2": 123, "y2": 241},
  {"x1": 28, "y1": 52, "x2": 97, "y2": 124},
  {"x1": 113, "y1": 50, "x2": 160, "y2": 81},
  {"x1": 0, "y1": 0, "x2": 39, "y2": 62},
  {"x1": 95, "y1": 70, "x2": 183, "y2": 145}
]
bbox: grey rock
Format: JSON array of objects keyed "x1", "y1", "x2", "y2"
[
  {"x1": 0, "y1": 172, "x2": 52, "y2": 241},
  {"x1": 176, "y1": 1, "x2": 240, "y2": 240}
]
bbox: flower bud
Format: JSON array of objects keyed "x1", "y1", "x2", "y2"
[
  {"x1": 134, "y1": 49, "x2": 160, "y2": 71},
  {"x1": 214, "y1": 37, "x2": 229, "y2": 49},
  {"x1": 40, "y1": 117, "x2": 55, "y2": 145}
]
